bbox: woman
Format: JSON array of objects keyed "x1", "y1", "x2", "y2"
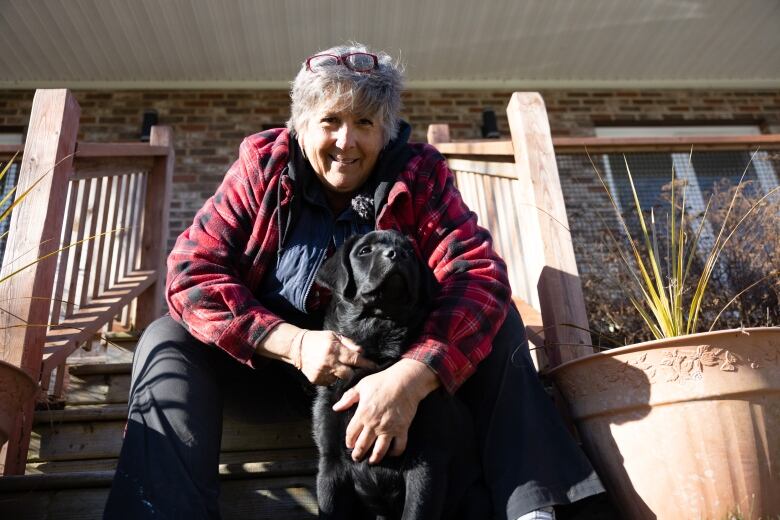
[{"x1": 104, "y1": 43, "x2": 604, "y2": 520}]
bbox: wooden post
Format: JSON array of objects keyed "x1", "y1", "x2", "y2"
[
  {"x1": 427, "y1": 124, "x2": 451, "y2": 146},
  {"x1": 0, "y1": 89, "x2": 80, "y2": 475},
  {"x1": 506, "y1": 92, "x2": 593, "y2": 370},
  {"x1": 134, "y1": 126, "x2": 174, "y2": 330}
]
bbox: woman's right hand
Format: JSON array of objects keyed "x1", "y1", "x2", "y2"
[{"x1": 292, "y1": 329, "x2": 376, "y2": 385}]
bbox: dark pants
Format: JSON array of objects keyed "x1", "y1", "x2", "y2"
[{"x1": 103, "y1": 307, "x2": 603, "y2": 519}]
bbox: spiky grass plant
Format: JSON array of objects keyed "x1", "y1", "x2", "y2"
[{"x1": 590, "y1": 150, "x2": 779, "y2": 340}]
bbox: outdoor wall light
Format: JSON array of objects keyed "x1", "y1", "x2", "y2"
[
  {"x1": 481, "y1": 108, "x2": 500, "y2": 139},
  {"x1": 140, "y1": 109, "x2": 158, "y2": 142}
]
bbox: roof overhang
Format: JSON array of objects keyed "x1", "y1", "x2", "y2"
[{"x1": 2, "y1": 0, "x2": 779, "y2": 90}]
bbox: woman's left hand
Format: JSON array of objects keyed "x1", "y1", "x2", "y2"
[{"x1": 332, "y1": 358, "x2": 439, "y2": 464}]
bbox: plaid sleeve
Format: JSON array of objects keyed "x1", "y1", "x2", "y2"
[
  {"x1": 166, "y1": 135, "x2": 284, "y2": 365},
  {"x1": 399, "y1": 149, "x2": 511, "y2": 393}
]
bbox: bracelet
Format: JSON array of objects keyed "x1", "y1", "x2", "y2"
[{"x1": 290, "y1": 329, "x2": 308, "y2": 370}]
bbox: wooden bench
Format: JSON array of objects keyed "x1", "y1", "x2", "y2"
[{"x1": 0, "y1": 89, "x2": 173, "y2": 475}]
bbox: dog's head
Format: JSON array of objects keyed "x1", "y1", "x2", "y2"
[{"x1": 316, "y1": 229, "x2": 436, "y2": 331}]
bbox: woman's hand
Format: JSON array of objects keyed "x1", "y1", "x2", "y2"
[
  {"x1": 332, "y1": 358, "x2": 439, "y2": 464},
  {"x1": 257, "y1": 323, "x2": 375, "y2": 385},
  {"x1": 293, "y1": 330, "x2": 376, "y2": 385}
]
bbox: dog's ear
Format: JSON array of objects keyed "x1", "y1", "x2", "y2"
[{"x1": 316, "y1": 235, "x2": 359, "y2": 299}]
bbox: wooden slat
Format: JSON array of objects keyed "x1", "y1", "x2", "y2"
[
  {"x1": 101, "y1": 174, "x2": 123, "y2": 292},
  {"x1": 115, "y1": 174, "x2": 138, "y2": 329},
  {"x1": 75, "y1": 142, "x2": 169, "y2": 158},
  {"x1": 507, "y1": 92, "x2": 593, "y2": 369},
  {"x1": 0, "y1": 476, "x2": 318, "y2": 520},
  {"x1": 474, "y1": 172, "x2": 490, "y2": 234},
  {"x1": 28, "y1": 414, "x2": 313, "y2": 461},
  {"x1": 80, "y1": 177, "x2": 103, "y2": 308},
  {"x1": 513, "y1": 295, "x2": 545, "y2": 350},
  {"x1": 41, "y1": 269, "x2": 157, "y2": 372},
  {"x1": 49, "y1": 181, "x2": 78, "y2": 327},
  {"x1": 25, "y1": 447, "x2": 318, "y2": 476},
  {"x1": 219, "y1": 476, "x2": 318, "y2": 518},
  {"x1": 65, "y1": 371, "x2": 130, "y2": 405},
  {"x1": 117, "y1": 174, "x2": 137, "y2": 284},
  {"x1": 454, "y1": 170, "x2": 475, "y2": 217},
  {"x1": 71, "y1": 156, "x2": 151, "y2": 181},
  {"x1": 0, "y1": 89, "x2": 80, "y2": 475},
  {"x1": 122, "y1": 173, "x2": 146, "y2": 328},
  {"x1": 487, "y1": 177, "x2": 512, "y2": 280},
  {"x1": 430, "y1": 131, "x2": 780, "y2": 156},
  {"x1": 51, "y1": 362, "x2": 67, "y2": 401},
  {"x1": 34, "y1": 403, "x2": 129, "y2": 423},
  {"x1": 68, "y1": 363, "x2": 133, "y2": 376},
  {"x1": 128, "y1": 173, "x2": 147, "y2": 273},
  {"x1": 552, "y1": 134, "x2": 780, "y2": 153},
  {"x1": 500, "y1": 177, "x2": 530, "y2": 300},
  {"x1": 65, "y1": 179, "x2": 91, "y2": 317},
  {"x1": 112, "y1": 175, "x2": 131, "y2": 288},
  {"x1": 447, "y1": 158, "x2": 516, "y2": 179},
  {"x1": 480, "y1": 175, "x2": 500, "y2": 251},
  {"x1": 434, "y1": 139, "x2": 514, "y2": 156},
  {"x1": 90, "y1": 176, "x2": 113, "y2": 300}
]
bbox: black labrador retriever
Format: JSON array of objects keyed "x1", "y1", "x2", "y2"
[{"x1": 313, "y1": 229, "x2": 487, "y2": 520}]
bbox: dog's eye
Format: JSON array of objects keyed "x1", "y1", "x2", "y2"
[{"x1": 358, "y1": 246, "x2": 372, "y2": 255}]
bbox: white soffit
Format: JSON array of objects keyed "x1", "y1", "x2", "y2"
[{"x1": 1, "y1": 0, "x2": 779, "y2": 89}]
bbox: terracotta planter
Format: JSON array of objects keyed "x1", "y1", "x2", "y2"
[
  {"x1": 547, "y1": 327, "x2": 780, "y2": 519},
  {"x1": 0, "y1": 360, "x2": 37, "y2": 447}
]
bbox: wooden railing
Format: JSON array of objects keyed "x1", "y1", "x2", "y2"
[
  {"x1": 428, "y1": 92, "x2": 594, "y2": 372},
  {"x1": 0, "y1": 89, "x2": 173, "y2": 475},
  {"x1": 430, "y1": 96, "x2": 780, "y2": 371}
]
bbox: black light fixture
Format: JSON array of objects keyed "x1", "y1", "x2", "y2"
[
  {"x1": 481, "y1": 108, "x2": 500, "y2": 139},
  {"x1": 140, "y1": 109, "x2": 158, "y2": 142}
]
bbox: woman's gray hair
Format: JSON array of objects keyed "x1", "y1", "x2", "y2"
[{"x1": 287, "y1": 43, "x2": 404, "y2": 144}]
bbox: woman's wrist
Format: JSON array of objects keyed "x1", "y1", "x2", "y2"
[
  {"x1": 392, "y1": 358, "x2": 440, "y2": 401},
  {"x1": 256, "y1": 321, "x2": 305, "y2": 368},
  {"x1": 288, "y1": 328, "x2": 309, "y2": 370}
]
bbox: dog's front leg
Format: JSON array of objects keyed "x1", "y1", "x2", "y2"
[
  {"x1": 401, "y1": 462, "x2": 447, "y2": 520},
  {"x1": 317, "y1": 466, "x2": 361, "y2": 520}
]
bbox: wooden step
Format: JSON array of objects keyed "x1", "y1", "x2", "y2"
[
  {"x1": 65, "y1": 363, "x2": 131, "y2": 405},
  {"x1": 5, "y1": 447, "x2": 318, "y2": 519},
  {"x1": 26, "y1": 447, "x2": 318, "y2": 476},
  {"x1": 0, "y1": 475, "x2": 317, "y2": 520},
  {"x1": 68, "y1": 363, "x2": 133, "y2": 376},
  {"x1": 65, "y1": 339, "x2": 137, "y2": 366},
  {"x1": 16, "y1": 356, "x2": 320, "y2": 518},
  {"x1": 30, "y1": 403, "x2": 314, "y2": 462}
]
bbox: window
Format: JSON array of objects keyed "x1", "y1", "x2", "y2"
[
  {"x1": 593, "y1": 124, "x2": 778, "y2": 285},
  {"x1": 0, "y1": 131, "x2": 24, "y2": 264}
]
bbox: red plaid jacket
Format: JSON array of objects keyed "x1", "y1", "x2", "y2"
[{"x1": 166, "y1": 128, "x2": 510, "y2": 393}]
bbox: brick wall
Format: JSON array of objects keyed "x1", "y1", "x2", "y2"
[{"x1": 1, "y1": 87, "x2": 779, "y2": 259}]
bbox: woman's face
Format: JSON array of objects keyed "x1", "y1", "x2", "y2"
[{"x1": 299, "y1": 107, "x2": 384, "y2": 196}]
